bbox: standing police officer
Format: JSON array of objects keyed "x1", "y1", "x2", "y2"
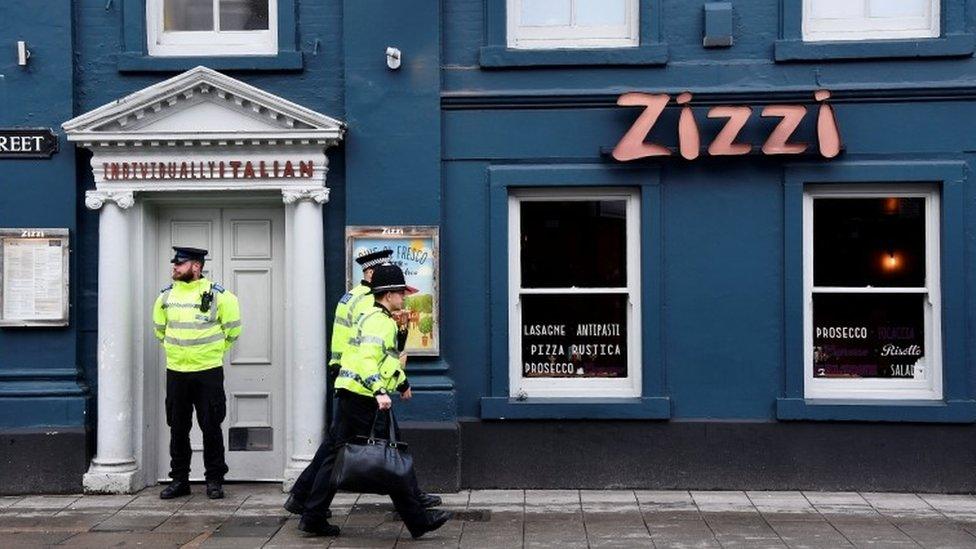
[
  {"x1": 298, "y1": 264, "x2": 451, "y2": 538},
  {"x1": 153, "y1": 247, "x2": 242, "y2": 500}
]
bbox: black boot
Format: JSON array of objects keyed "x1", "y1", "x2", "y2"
[
  {"x1": 160, "y1": 480, "x2": 191, "y2": 499},
  {"x1": 410, "y1": 510, "x2": 452, "y2": 539},
  {"x1": 206, "y1": 481, "x2": 224, "y2": 499},
  {"x1": 418, "y1": 492, "x2": 442, "y2": 508},
  {"x1": 298, "y1": 516, "x2": 340, "y2": 536}
]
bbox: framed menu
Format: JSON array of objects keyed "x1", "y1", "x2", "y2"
[
  {"x1": 345, "y1": 226, "x2": 439, "y2": 356},
  {"x1": 0, "y1": 229, "x2": 69, "y2": 327}
]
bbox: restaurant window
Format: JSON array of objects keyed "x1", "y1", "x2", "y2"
[
  {"x1": 802, "y1": 0, "x2": 939, "y2": 42},
  {"x1": 147, "y1": 0, "x2": 277, "y2": 56},
  {"x1": 804, "y1": 185, "x2": 942, "y2": 400},
  {"x1": 507, "y1": 0, "x2": 639, "y2": 49},
  {"x1": 509, "y1": 188, "x2": 641, "y2": 398}
]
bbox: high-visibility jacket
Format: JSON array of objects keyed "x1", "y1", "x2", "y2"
[
  {"x1": 336, "y1": 305, "x2": 408, "y2": 397},
  {"x1": 329, "y1": 282, "x2": 373, "y2": 366},
  {"x1": 152, "y1": 277, "x2": 242, "y2": 372}
]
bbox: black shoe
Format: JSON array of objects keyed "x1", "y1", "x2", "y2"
[
  {"x1": 159, "y1": 480, "x2": 191, "y2": 500},
  {"x1": 206, "y1": 481, "x2": 224, "y2": 499},
  {"x1": 410, "y1": 510, "x2": 452, "y2": 539},
  {"x1": 298, "y1": 516, "x2": 340, "y2": 537},
  {"x1": 284, "y1": 494, "x2": 304, "y2": 514},
  {"x1": 418, "y1": 492, "x2": 443, "y2": 508},
  {"x1": 284, "y1": 496, "x2": 331, "y2": 518}
]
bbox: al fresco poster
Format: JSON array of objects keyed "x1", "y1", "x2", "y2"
[{"x1": 345, "y1": 226, "x2": 439, "y2": 356}]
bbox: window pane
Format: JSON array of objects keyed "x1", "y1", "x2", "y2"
[
  {"x1": 868, "y1": 0, "x2": 927, "y2": 19},
  {"x1": 219, "y1": 0, "x2": 270, "y2": 31},
  {"x1": 576, "y1": 0, "x2": 627, "y2": 26},
  {"x1": 164, "y1": 0, "x2": 214, "y2": 31},
  {"x1": 808, "y1": 0, "x2": 863, "y2": 19},
  {"x1": 521, "y1": 0, "x2": 572, "y2": 26},
  {"x1": 813, "y1": 293, "x2": 925, "y2": 379},
  {"x1": 521, "y1": 293, "x2": 627, "y2": 378},
  {"x1": 813, "y1": 197, "x2": 925, "y2": 287},
  {"x1": 520, "y1": 200, "x2": 627, "y2": 288}
]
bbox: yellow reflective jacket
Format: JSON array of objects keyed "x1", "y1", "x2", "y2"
[
  {"x1": 152, "y1": 277, "x2": 242, "y2": 372},
  {"x1": 336, "y1": 305, "x2": 408, "y2": 397},
  {"x1": 329, "y1": 282, "x2": 373, "y2": 366}
]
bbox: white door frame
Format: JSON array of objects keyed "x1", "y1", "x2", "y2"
[{"x1": 81, "y1": 188, "x2": 329, "y2": 493}]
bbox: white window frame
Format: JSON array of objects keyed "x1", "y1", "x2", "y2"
[
  {"x1": 507, "y1": 0, "x2": 639, "y2": 49},
  {"x1": 147, "y1": 0, "x2": 278, "y2": 57},
  {"x1": 509, "y1": 187, "x2": 642, "y2": 399},
  {"x1": 803, "y1": 184, "x2": 942, "y2": 400},
  {"x1": 802, "y1": 0, "x2": 939, "y2": 42}
]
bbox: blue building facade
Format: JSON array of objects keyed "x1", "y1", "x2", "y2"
[{"x1": 3, "y1": 0, "x2": 976, "y2": 493}]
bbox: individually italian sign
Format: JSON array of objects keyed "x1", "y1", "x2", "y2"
[
  {"x1": 520, "y1": 294, "x2": 628, "y2": 378},
  {"x1": 0, "y1": 129, "x2": 59, "y2": 159},
  {"x1": 346, "y1": 226, "x2": 439, "y2": 356},
  {"x1": 0, "y1": 229, "x2": 70, "y2": 327}
]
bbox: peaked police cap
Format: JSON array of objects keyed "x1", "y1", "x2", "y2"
[{"x1": 171, "y1": 246, "x2": 207, "y2": 264}]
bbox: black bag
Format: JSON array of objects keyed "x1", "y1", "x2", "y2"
[{"x1": 331, "y1": 409, "x2": 414, "y2": 495}]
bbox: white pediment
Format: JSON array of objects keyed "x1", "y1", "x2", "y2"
[{"x1": 62, "y1": 66, "x2": 345, "y2": 145}]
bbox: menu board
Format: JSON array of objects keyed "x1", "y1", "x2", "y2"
[
  {"x1": 813, "y1": 293, "x2": 924, "y2": 379},
  {"x1": 346, "y1": 226, "x2": 439, "y2": 356},
  {"x1": 521, "y1": 293, "x2": 628, "y2": 378},
  {"x1": 0, "y1": 229, "x2": 69, "y2": 327}
]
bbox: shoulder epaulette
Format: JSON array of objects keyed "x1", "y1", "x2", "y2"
[
  {"x1": 160, "y1": 284, "x2": 172, "y2": 293},
  {"x1": 212, "y1": 284, "x2": 226, "y2": 293}
]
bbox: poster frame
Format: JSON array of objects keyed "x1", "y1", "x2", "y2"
[
  {"x1": 0, "y1": 228, "x2": 70, "y2": 327},
  {"x1": 345, "y1": 225, "x2": 440, "y2": 357}
]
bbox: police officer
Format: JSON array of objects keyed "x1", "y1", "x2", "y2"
[
  {"x1": 152, "y1": 247, "x2": 242, "y2": 500},
  {"x1": 285, "y1": 250, "x2": 441, "y2": 515},
  {"x1": 297, "y1": 264, "x2": 451, "y2": 538}
]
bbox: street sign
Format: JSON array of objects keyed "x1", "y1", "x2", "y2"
[{"x1": 0, "y1": 128, "x2": 59, "y2": 159}]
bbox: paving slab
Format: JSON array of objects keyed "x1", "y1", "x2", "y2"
[
  {"x1": 62, "y1": 495, "x2": 136, "y2": 512},
  {"x1": 153, "y1": 511, "x2": 229, "y2": 534},
  {"x1": 645, "y1": 518, "x2": 722, "y2": 548},
  {"x1": 691, "y1": 491, "x2": 756, "y2": 513},
  {"x1": 468, "y1": 489, "x2": 522, "y2": 505},
  {"x1": 57, "y1": 530, "x2": 200, "y2": 547},
  {"x1": 263, "y1": 517, "x2": 330, "y2": 547},
  {"x1": 704, "y1": 513, "x2": 785, "y2": 547},
  {"x1": 200, "y1": 534, "x2": 272, "y2": 548},
  {"x1": 524, "y1": 512, "x2": 588, "y2": 548},
  {"x1": 457, "y1": 510, "x2": 522, "y2": 548},
  {"x1": 90, "y1": 509, "x2": 174, "y2": 532},
  {"x1": 748, "y1": 491, "x2": 818, "y2": 515},
  {"x1": 0, "y1": 531, "x2": 77, "y2": 547},
  {"x1": 8, "y1": 495, "x2": 81, "y2": 513},
  {"x1": 895, "y1": 518, "x2": 976, "y2": 548},
  {"x1": 769, "y1": 519, "x2": 854, "y2": 548},
  {"x1": 828, "y1": 515, "x2": 919, "y2": 547},
  {"x1": 584, "y1": 509, "x2": 655, "y2": 548},
  {"x1": 0, "y1": 496, "x2": 24, "y2": 510},
  {"x1": 635, "y1": 490, "x2": 695, "y2": 505},
  {"x1": 397, "y1": 518, "x2": 463, "y2": 547}
]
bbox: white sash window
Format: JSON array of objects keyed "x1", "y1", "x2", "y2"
[
  {"x1": 148, "y1": 0, "x2": 277, "y2": 56},
  {"x1": 803, "y1": 0, "x2": 939, "y2": 42},
  {"x1": 507, "y1": 0, "x2": 639, "y2": 49}
]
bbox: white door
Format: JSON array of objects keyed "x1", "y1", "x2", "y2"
[{"x1": 156, "y1": 207, "x2": 286, "y2": 481}]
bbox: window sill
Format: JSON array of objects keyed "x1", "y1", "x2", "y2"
[
  {"x1": 479, "y1": 44, "x2": 668, "y2": 68},
  {"x1": 774, "y1": 34, "x2": 975, "y2": 62},
  {"x1": 117, "y1": 51, "x2": 304, "y2": 73},
  {"x1": 480, "y1": 396, "x2": 670, "y2": 419},
  {"x1": 776, "y1": 397, "x2": 976, "y2": 423}
]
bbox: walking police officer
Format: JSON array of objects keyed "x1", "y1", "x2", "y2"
[
  {"x1": 286, "y1": 250, "x2": 441, "y2": 516},
  {"x1": 153, "y1": 247, "x2": 242, "y2": 500},
  {"x1": 297, "y1": 263, "x2": 451, "y2": 538}
]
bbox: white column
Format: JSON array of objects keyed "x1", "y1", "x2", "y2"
[
  {"x1": 281, "y1": 187, "x2": 330, "y2": 488},
  {"x1": 82, "y1": 190, "x2": 140, "y2": 494}
]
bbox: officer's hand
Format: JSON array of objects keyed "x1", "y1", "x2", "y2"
[
  {"x1": 399, "y1": 353, "x2": 408, "y2": 368},
  {"x1": 401, "y1": 388, "x2": 413, "y2": 400},
  {"x1": 376, "y1": 394, "x2": 393, "y2": 410}
]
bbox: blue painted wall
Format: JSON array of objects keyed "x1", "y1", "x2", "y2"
[
  {"x1": 0, "y1": 1, "x2": 86, "y2": 428},
  {"x1": 440, "y1": 0, "x2": 976, "y2": 421},
  {"x1": 5, "y1": 0, "x2": 976, "y2": 432}
]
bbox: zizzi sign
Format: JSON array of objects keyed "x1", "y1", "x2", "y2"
[
  {"x1": 101, "y1": 159, "x2": 316, "y2": 181},
  {"x1": 613, "y1": 90, "x2": 842, "y2": 161},
  {"x1": 0, "y1": 128, "x2": 59, "y2": 159}
]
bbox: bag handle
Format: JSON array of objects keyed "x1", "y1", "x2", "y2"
[{"x1": 368, "y1": 408, "x2": 400, "y2": 444}]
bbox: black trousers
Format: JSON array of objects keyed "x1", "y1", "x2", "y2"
[
  {"x1": 297, "y1": 390, "x2": 428, "y2": 534},
  {"x1": 166, "y1": 367, "x2": 229, "y2": 482}
]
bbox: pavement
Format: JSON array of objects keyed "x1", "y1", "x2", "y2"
[{"x1": 4, "y1": 486, "x2": 976, "y2": 547}]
